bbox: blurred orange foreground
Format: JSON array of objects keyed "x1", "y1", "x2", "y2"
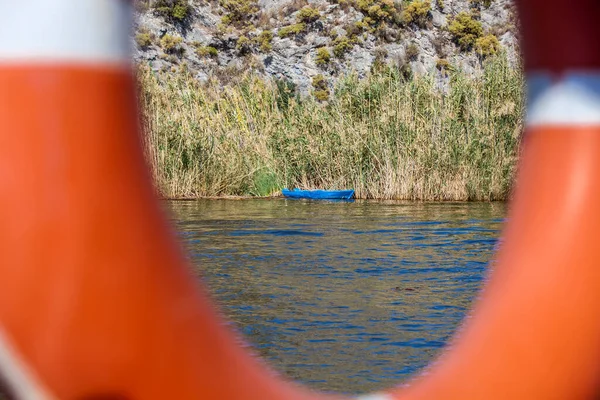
[{"x1": 1, "y1": 0, "x2": 600, "y2": 399}]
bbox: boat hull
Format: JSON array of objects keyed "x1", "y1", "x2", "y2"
[{"x1": 282, "y1": 188, "x2": 355, "y2": 200}]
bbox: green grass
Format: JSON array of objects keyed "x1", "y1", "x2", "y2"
[{"x1": 139, "y1": 55, "x2": 523, "y2": 200}]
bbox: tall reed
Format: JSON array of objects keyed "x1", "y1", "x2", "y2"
[{"x1": 139, "y1": 56, "x2": 523, "y2": 200}]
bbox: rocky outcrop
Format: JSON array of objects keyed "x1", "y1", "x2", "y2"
[{"x1": 133, "y1": 0, "x2": 518, "y2": 95}]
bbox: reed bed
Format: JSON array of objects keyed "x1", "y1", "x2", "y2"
[{"x1": 139, "y1": 56, "x2": 523, "y2": 200}]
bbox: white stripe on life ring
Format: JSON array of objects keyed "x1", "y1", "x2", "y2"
[
  {"x1": 0, "y1": 326, "x2": 54, "y2": 400},
  {"x1": 356, "y1": 393, "x2": 393, "y2": 400},
  {"x1": 0, "y1": 0, "x2": 131, "y2": 64},
  {"x1": 527, "y1": 72, "x2": 600, "y2": 127}
]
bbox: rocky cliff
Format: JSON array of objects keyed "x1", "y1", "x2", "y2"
[{"x1": 133, "y1": 0, "x2": 519, "y2": 96}]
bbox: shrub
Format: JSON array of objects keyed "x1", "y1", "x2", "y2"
[
  {"x1": 353, "y1": 19, "x2": 372, "y2": 33},
  {"x1": 375, "y1": 21, "x2": 399, "y2": 42},
  {"x1": 312, "y1": 74, "x2": 328, "y2": 89},
  {"x1": 314, "y1": 89, "x2": 330, "y2": 101},
  {"x1": 332, "y1": 36, "x2": 354, "y2": 57},
  {"x1": 405, "y1": 43, "x2": 419, "y2": 60},
  {"x1": 448, "y1": 12, "x2": 483, "y2": 50},
  {"x1": 196, "y1": 46, "x2": 219, "y2": 58},
  {"x1": 312, "y1": 74, "x2": 329, "y2": 101},
  {"x1": 475, "y1": 34, "x2": 500, "y2": 57},
  {"x1": 220, "y1": 0, "x2": 259, "y2": 27},
  {"x1": 135, "y1": 30, "x2": 154, "y2": 49},
  {"x1": 236, "y1": 35, "x2": 252, "y2": 54},
  {"x1": 315, "y1": 47, "x2": 332, "y2": 65},
  {"x1": 436, "y1": 58, "x2": 452, "y2": 72},
  {"x1": 160, "y1": 34, "x2": 183, "y2": 53},
  {"x1": 469, "y1": 0, "x2": 493, "y2": 8},
  {"x1": 401, "y1": 0, "x2": 431, "y2": 28},
  {"x1": 296, "y1": 6, "x2": 321, "y2": 23},
  {"x1": 437, "y1": 0, "x2": 444, "y2": 10},
  {"x1": 278, "y1": 23, "x2": 306, "y2": 38},
  {"x1": 152, "y1": 0, "x2": 190, "y2": 22},
  {"x1": 354, "y1": 0, "x2": 401, "y2": 25},
  {"x1": 256, "y1": 30, "x2": 273, "y2": 52}
]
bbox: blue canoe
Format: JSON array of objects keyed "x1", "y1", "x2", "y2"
[{"x1": 282, "y1": 188, "x2": 355, "y2": 200}]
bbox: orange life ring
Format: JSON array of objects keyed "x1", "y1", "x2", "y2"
[{"x1": 1, "y1": 0, "x2": 600, "y2": 399}]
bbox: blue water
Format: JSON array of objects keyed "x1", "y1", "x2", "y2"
[{"x1": 167, "y1": 199, "x2": 505, "y2": 394}]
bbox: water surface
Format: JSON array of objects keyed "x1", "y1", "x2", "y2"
[{"x1": 167, "y1": 199, "x2": 506, "y2": 394}]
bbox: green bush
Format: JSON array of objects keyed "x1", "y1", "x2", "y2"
[
  {"x1": 401, "y1": 0, "x2": 431, "y2": 27},
  {"x1": 256, "y1": 30, "x2": 273, "y2": 52},
  {"x1": 314, "y1": 89, "x2": 330, "y2": 101},
  {"x1": 332, "y1": 36, "x2": 354, "y2": 57},
  {"x1": 405, "y1": 42, "x2": 419, "y2": 60},
  {"x1": 353, "y1": 19, "x2": 372, "y2": 34},
  {"x1": 196, "y1": 46, "x2": 219, "y2": 58},
  {"x1": 296, "y1": 6, "x2": 321, "y2": 23},
  {"x1": 354, "y1": 0, "x2": 401, "y2": 25},
  {"x1": 475, "y1": 34, "x2": 500, "y2": 57},
  {"x1": 469, "y1": 0, "x2": 493, "y2": 8},
  {"x1": 312, "y1": 74, "x2": 329, "y2": 101},
  {"x1": 236, "y1": 35, "x2": 252, "y2": 54},
  {"x1": 278, "y1": 23, "x2": 306, "y2": 38},
  {"x1": 435, "y1": 58, "x2": 453, "y2": 74},
  {"x1": 312, "y1": 74, "x2": 328, "y2": 89},
  {"x1": 152, "y1": 0, "x2": 190, "y2": 22},
  {"x1": 160, "y1": 34, "x2": 183, "y2": 53},
  {"x1": 448, "y1": 12, "x2": 483, "y2": 50},
  {"x1": 315, "y1": 47, "x2": 332, "y2": 65},
  {"x1": 135, "y1": 30, "x2": 154, "y2": 49},
  {"x1": 220, "y1": 0, "x2": 259, "y2": 27},
  {"x1": 437, "y1": 0, "x2": 445, "y2": 10},
  {"x1": 436, "y1": 58, "x2": 451, "y2": 69}
]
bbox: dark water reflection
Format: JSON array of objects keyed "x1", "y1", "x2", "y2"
[{"x1": 166, "y1": 199, "x2": 506, "y2": 394}]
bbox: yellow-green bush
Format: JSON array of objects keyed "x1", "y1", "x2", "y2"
[
  {"x1": 469, "y1": 0, "x2": 493, "y2": 8},
  {"x1": 313, "y1": 89, "x2": 330, "y2": 101},
  {"x1": 401, "y1": 0, "x2": 431, "y2": 27},
  {"x1": 236, "y1": 35, "x2": 252, "y2": 53},
  {"x1": 256, "y1": 30, "x2": 273, "y2": 52},
  {"x1": 315, "y1": 47, "x2": 332, "y2": 65},
  {"x1": 448, "y1": 12, "x2": 483, "y2": 50},
  {"x1": 296, "y1": 6, "x2": 321, "y2": 23},
  {"x1": 152, "y1": 0, "x2": 190, "y2": 22},
  {"x1": 406, "y1": 42, "x2": 419, "y2": 60},
  {"x1": 135, "y1": 31, "x2": 154, "y2": 49},
  {"x1": 278, "y1": 23, "x2": 306, "y2": 38},
  {"x1": 475, "y1": 34, "x2": 500, "y2": 57},
  {"x1": 332, "y1": 36, "x2": 355, "y2": 57},
  {"x1": 220, "y1": 0, "x2": 259, "y2": 27},
  {"x1": 354, "y1": 0, "x2": 401, "y2": 25},
  {"x1": 312, "y1": 74, "x2": 329, "y2": 101},
  {"x1": 436, "y1": 58, "x2": 453, "y2": 76},
  {"x1": 196, "y1": 46, "x2": 219, "y2": 58},
  {"x1": 160, "y1": 34, "x2": 183, "y2": 53},
  {"x1": 353, "y1": 19, "x2": 372, "y2": 33}
]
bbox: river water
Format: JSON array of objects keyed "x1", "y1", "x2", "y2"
[{"x1": 167, "y1": 199, "x2": 506, "y2": 395}]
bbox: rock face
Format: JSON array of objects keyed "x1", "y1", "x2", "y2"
[{"x1": 133, "y1": 0, "x2": 518, "y2": 95}]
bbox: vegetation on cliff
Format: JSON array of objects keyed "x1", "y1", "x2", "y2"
[{"x1": 139, "y1": 55, "x2": 522, "y2": 200}]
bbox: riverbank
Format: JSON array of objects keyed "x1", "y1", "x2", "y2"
[{"x1": 140, "y1": 56, "x2": 523, "y2": 201}]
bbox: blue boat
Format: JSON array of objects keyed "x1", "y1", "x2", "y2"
[{"x1": 282, "y1": 188, "x2": 355, "y2": 200}]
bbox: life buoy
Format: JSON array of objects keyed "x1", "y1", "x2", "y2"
[{"x1": 1, "y1": 0, "x2": 600, "y2": 399}]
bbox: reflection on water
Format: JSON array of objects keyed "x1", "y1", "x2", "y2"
[{"x1": 166, "y1": 199, "x2": 506, "y2": 394}]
